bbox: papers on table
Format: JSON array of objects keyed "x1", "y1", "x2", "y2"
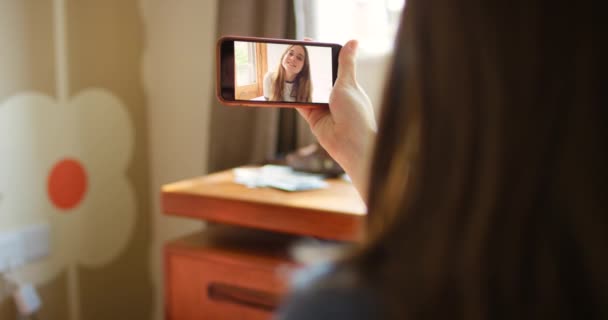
[{"x1": 233, "y1": 165, "x2": 329, "y2": 192}]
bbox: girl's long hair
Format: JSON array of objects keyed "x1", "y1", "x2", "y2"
[
  {"x1": 271, "y1": 45, "x2": 312, "y2": 102},
  {"x1": 349, "y1": 0, "x2": 607, "y2": 319}
]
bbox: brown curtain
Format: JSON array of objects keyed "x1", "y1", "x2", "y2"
[{"x1": 207, "y1": 0, "x2": 315, "y2": 173}]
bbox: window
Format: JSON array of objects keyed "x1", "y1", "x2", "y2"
[
  {"x1": 295, "y1": 0, "x2": 406, "y2": 55},
  {"x1": 235, "y1": 42, "x2": 257, "y2": 86},
  {"x1": 234, "y1": 43, "x2": 268, "y2": 100}
]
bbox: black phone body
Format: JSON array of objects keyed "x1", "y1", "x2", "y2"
[{"x1": 217, "y1": 36, "x2": 341, "y2": 108}]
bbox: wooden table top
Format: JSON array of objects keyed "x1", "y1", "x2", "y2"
[{"x1": 161, "y1": 168, "x2": 367, "y2": 241}]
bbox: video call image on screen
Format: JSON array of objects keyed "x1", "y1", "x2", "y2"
[{"x1": 234, "y1": 41, "x2": 333, "y2": 103}]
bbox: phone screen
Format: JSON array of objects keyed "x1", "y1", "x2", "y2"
[{"x1": 218, "y1": 37, "x2": 341, "y2": 108}]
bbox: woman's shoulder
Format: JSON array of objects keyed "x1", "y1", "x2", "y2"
[
  {"x1": 264, "y1": 71, "x2": 275, "y2": 81},
  {"x1": 275, "y1": 264, "x2": 383, "y2": 320}
]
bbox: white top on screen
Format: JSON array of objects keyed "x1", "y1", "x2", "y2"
[
  {"x1": 234, "y1": 41, "x2": 333, "y2": 103},
  {"x1": 263, "y1": 72, "x2": 296, "y2": 102}
]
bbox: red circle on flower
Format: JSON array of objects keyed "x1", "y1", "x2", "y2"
[{"x1": 47, "y1": 158, "x2": 88, "y2": 210}]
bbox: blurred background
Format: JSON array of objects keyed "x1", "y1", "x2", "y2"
[{"x1": 0, "y1": 0, "x2": 403, "y2": 319}]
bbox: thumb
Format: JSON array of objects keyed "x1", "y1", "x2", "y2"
[{"x1": 337, "y1": 40, "x2": 358, "y2": 84}]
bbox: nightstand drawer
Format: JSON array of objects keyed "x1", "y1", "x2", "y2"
[{"x1": 164, "y1": 226, "x2": 299, "y2": 320}]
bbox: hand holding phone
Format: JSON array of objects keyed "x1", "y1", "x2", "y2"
[
  {"x1": 296, "y1": 39, "x2": 377, "y2": 199},
  {"x1": 217, "y1": 36, "x2": 341, "y2": 108}
]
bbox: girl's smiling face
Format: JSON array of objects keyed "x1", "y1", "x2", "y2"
[{"x1": 282, "y1": 45, "x2": 306, "y2": 76}]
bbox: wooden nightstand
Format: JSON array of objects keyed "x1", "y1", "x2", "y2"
[{"x1": 162, "y1": 168, "x2": 366, "y2": 319}]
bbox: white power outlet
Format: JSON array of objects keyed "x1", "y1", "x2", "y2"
[
  {"x1": 0, "y1": 224, "x2": 51, "y2": 273},
  {"x1": 0, "y1": 232, "x2": 25, "y2": 272},
  {"x1": 20, "y1": 224, "x2": 51, "y2": 262}
]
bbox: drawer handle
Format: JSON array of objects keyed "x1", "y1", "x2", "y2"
[{"x1": 207, "y1": 282, "x2": 281, "y2": 311}]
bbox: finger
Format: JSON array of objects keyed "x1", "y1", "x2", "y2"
[
  {"x1": 303, "y1": 37, "x2": 313, "y2": 41},
  {"x1": 337, "y1": 40, "x2": 358, "y2": 84}
]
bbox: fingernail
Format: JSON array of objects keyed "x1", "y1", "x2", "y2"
[{"x1": 348, "y1": 40, "x2": 358, "y2": 51}]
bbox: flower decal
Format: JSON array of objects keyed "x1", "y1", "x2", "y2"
[{"x1": 0, "y1": 89, "x2": 136, "y2": 284}]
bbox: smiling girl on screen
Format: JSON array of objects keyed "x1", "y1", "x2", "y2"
[{"x1": 264, "y1": 45, "x2": 313, "y2": 103}]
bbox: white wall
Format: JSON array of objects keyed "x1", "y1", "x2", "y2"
[
  {"x1": 357, "y1": 52, "x2": 391, "y2": 120},
  {"x1": 266, "y1": 44, "x2": 333, "y2": 103},
  {"x1": 139, "y1": 0, "x2": 218, "y2": 319}
]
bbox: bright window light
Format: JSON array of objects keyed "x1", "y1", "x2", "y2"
[{"x1": 296, "y1": 0, "x2": 406, "y2": 55}]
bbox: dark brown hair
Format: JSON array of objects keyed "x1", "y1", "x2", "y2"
[
  {"x1": 354, "y1": 0, "x2": 607, "y2": 319},
  {"x1": 271, "y1": 45, "x2": 313, "y2": 102}
]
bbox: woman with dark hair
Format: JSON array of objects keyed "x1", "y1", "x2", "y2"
[
  {"x1": 264, "y1": 45, "x2": 313, "y2": 102},
  {"x1": 279, "y1": 0, "x2": 607, "y2": 319}
]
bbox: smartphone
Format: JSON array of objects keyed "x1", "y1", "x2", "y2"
[{"x1": 217, "y1": 36, "x2": 341, "y2": 108}]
